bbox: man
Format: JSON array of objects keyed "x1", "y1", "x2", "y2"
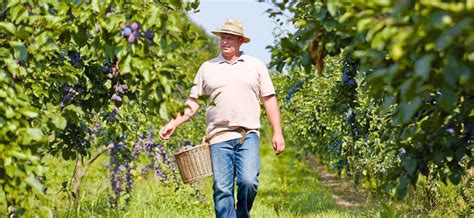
[{"x1": 159, "y1": 19, "x2": 285, "y2": 218}]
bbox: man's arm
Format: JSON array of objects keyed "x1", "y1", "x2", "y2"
[
  {"x1": 159, "y1": 98, "x2": 200, "y2": 140},
  {"x1": 262, "y1": 94, "x2": 285, "y2": 155}
]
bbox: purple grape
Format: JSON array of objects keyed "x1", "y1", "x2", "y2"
[
  {"x1": 121, "y1": 84, "x2": 128, "y2": 91},
  {"x1": 446, "y1": 128, "x2": 455, "y2": 135},
  {"x1": 130, "y1": 22, "x2": 139, "y2": 31},
  {"x1": 115, "y1": 84, "x2": 128, "y2": 94},
  {"x1": 144, "y1": 30, "x2": 153, "y2": 41},
  {"x1": 133, "y1": 30, "x2": 141, "y2": 37},
  {"x1": 120, "y1": 26, "x2": 132, "y2": 37},
  {"x1": 127, "y1": 34, "x2": 136, "y2": 43},
  {"x1": 111, "y1": 93, "x2": 122, "y2": 102},
  {"x1": 109, "y1": 108, "x2": 118, "y2": 122},
  {"x1": 342, "y1": 73, "x2": 350, "y2": 83},
  {"x1": 346, "y1": 79, "x2": 356, "y2": 87},
  {"x1": 103, "y1": 66, "x2": 112, "y2": 73},
  {"x1": 132, "y1": 141, "x2": 142, "y2": 158},
  {"x1": 68, "y1": 52, "x2": 82, "y2": 68},
  {"x1": 119, "y1": 134, "x2": 126, "y2": 141}
]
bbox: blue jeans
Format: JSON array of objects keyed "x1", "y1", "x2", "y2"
[{"x1": 210, "y1": 132, "x2": 260, "y2": 218}]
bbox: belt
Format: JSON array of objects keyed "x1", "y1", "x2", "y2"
[{"x1": 202, "y1": 127, "x2": 250, "y2": 145}]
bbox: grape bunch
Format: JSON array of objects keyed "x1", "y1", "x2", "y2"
[
  {"x1": 60, "y1": 84, "x2": 81, "y2": 108},
  {"x1": 68, "y1": 51, "x2": 82, "y2": 68},
  {"x1": 109, "y1": 142, "x2": 133, "y2": 208},
  {"x1": 120, "y1": 22, "x2": 154, "y2": 43},
  {"x1": 88, "y1": 121, "x2": 100, "y2": 142},
  {"x1": 341, "y1": 61, "x2": 357, "y2": 88},
  {"x1": 108, "y1": 106, "x2": 119, "y2": 122},
  {"x1": 120, "y1": 22, "x2": 140, "y2": 43},
  {"x1": 106, "y1": 132, "x2": 208, "y2": 207},
  {"x1": 110, "y1": 83, "x2": 128, "y2": 103}
]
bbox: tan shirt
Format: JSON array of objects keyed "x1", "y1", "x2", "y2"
[{"x1": 190, "y1": 53, "x2": 276, "y2": 144}]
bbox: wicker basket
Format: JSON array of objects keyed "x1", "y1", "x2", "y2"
[{"x1": 173, "y1": 143, "x2": 213, "y2": 184}]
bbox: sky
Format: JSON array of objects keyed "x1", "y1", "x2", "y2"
[{"x1": 187, "y1": 0, "x2": 295, "y2": 65}]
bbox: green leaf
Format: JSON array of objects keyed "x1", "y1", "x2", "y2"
[
  {"x1": 439, "y1": 87, "x2": 457, "y2": 111},
  {"x1": 395, "y1": 97, "x2": 421, "y2": 125},
  {"x1": 403, "y1": 156, "x2": 417, "y2": 175},
  {"x1": 327, "y1": 2, "x2": 337, "y2": 17},
  {"x1": 0, "y1": 22, "x2": 16, "y2": 34},
  {"x1": 39, "y1": 206, "x2": 54, "y2": 218},
  {"x1": 19, "y1": 108, "x2": 38, "y2": 118},
  {"x1": 5, "y1": 106, "x2": 15, "y2": 118},
  {"x1": 73, "y1": 27, "x2": 88, "y2": 47},
  {"x1": 10, "y1": 151, "x2": 28, "y2": 159},
  {"x1": 191, "y1": 0, "x2": 199, "y2": 10},
  {"x1": 436, "y1": 18, "x2": 471, "y2": 50},
  {"x1": 395, "y1": 174, "x2": 409, "y2": 199},
  {"x1": 9, "y1": 41, "x2": 28, "y2": 62},
  {"x1": 91, "y1": 0, "x2": 100, "y2": 13},
  {"x1": 433, "y1": 151, "x2": 444, "y2": 164},
  {"x1": 25, "y1": 128, "x2": 44, "y2": 143},
  {"x1": 444, "y1": 55, "x2": 469, "y2": 88},
  {"x1": 170, "y1": 0, "x2": 183, "y2": 9},
  {"x1": 390, "y1": 42, "x2": 403, "y2": 61},
  {"x1": 159, "y1": 103, "x2": 169, "y2": 120},
  {"x1": 52, "y1": 116, "x2": 67, "y2": 130},
  {"x1": 357, "y1": 18, "x2": 372, "y2": 32},
  {"x1": 122, "y1": 55, "x2": 132, "y2": 74},
  {"x1": 64, "y1": 105, "x2": 84, "y2": 116},
  {"x1": 414, "y1": 54, "x2": 434, "y2": 81},
  {"x1": 24, "y1": 175, "x2": 46, "y2": 202}
]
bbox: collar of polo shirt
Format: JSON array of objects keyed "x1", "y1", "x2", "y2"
[{"x1": 217, "y1": 52, "x2": 246, "y2": 64}]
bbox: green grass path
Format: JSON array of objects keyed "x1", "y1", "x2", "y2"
[
  {"x1": 18, "y1": 139, "x2": 378, "y2": 217},
  {"x1": 250, "y1": 142, "x2": 373, "y2": 218}
]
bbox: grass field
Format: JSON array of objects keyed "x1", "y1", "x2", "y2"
[
  {"x1": 2, "y1": 132, "x2": 465, "y2": 217},
  {"x1": 30, "y1": 138, "x2": 382, "y2": 217}
]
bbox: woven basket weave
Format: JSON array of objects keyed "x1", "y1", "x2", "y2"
[{"x1": 173, "y1": 143, "x2": 213, "y2": 184}]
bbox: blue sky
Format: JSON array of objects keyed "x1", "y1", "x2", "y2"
[{"x1": 187, "y1": 0, "x2": 295, "y2": 65}]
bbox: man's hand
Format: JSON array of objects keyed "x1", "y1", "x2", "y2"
[
  {"x1": 262, "y1": 94, "x2": 285, "y2": 155},
  {"x1": 158, "y1": 98, "x2": 200, "y2": 140},
  {"x1": 159, "y1": 121, "x2": 176, "y2": 140},
  {"x1": 272, "y1": 132, "x2": 285, "y2": 155}
]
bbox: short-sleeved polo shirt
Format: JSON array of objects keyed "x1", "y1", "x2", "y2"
[{"x1": 190, "y1": 53, "x2": 276, "y2": 144}]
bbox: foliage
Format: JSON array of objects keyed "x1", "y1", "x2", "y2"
[
  {"x1": 0, "y1": 0, "x2": 216, "y2": 214},
  {"x1": 0, "y1": 71, "x2": 50, "y2": 216},
  {"x1": 267, "y1": 0, "x2": 473, "y2": 212}
]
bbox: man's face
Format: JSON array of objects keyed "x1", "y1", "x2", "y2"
[{"x1": 219, "y1": 33, "x2": 242, "y2": 56}]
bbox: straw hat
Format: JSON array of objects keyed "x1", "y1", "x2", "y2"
[{"x1": 211, "y1": 19, "x2": 251, "y2": 43}]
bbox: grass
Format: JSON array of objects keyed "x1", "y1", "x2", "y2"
[
  {"x1": 24, "y1": 136, "x2": 379, "y2": 217},
  {"x1": 2, "y1": 133, "x2": 466, "y2": 217},
  {"x1": 251, "y1": 142, "x2": 375, "y2": 218}
]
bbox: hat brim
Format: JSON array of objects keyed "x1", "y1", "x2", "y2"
[{"x1": 211, "y1": 31, "x2": 251, "y2": 43}]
